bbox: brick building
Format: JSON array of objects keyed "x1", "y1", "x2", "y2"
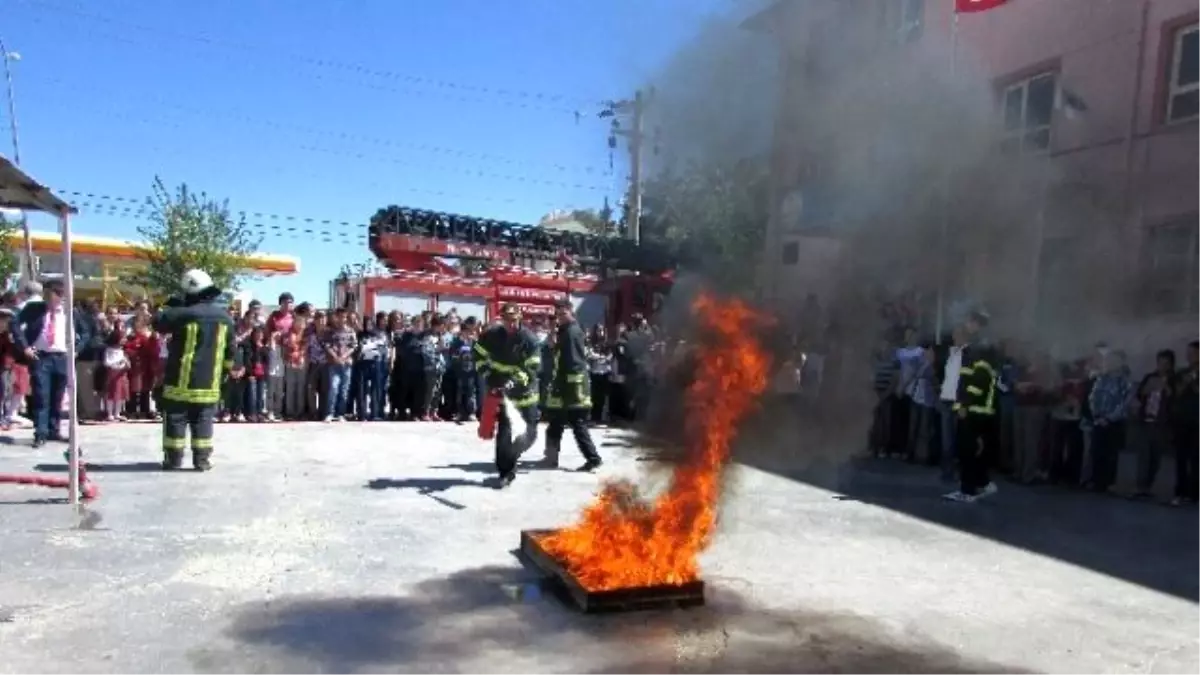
[{"x1": 750, "y1": 0, "x2": 1197, "y2": 354}]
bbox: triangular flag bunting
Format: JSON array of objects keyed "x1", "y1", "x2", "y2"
[{"x1": 955, "y1": 0, "x2": 1007, "y2": 13}]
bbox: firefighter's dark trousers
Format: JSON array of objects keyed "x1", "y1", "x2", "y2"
[
  {"x1": 545, "y1": 407, "x2": 601, "y2": 465},
  {"x1": 957, "y1": 413, "x2": 998, "y2": 496},
  {"x1": 495, "y1": 403, "x2": 539, "y2": 478},
  {"x1": 162, "y1": 399, "x2": 217, "y2": 469}
]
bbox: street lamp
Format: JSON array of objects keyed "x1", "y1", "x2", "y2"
[{"x1": 0, "y1": 38, "x2": 35, "y2": 280}]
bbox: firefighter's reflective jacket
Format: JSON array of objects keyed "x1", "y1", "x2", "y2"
[
  {"x1": 154, "y1": 299, "x2": 237, "y2": 405},
  {"x1": 953, "y1": 344, "x2": 998, "y2": 417},
  {"x1": 474, "y1": 324, "x2": 541, "y2": 408},
  {"x1": 547, "y1": 319, "x2": 591, "y2": 410}
]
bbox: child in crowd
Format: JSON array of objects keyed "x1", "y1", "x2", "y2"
[
  {"x1": 0, "y1": 308, "x2": 26, "y2": 430},
  {"x1": 450, "y1": 316, "x2": 480, "y2": 422},
  {"x1": 354, "y1": 315, "x2": 390, "y2": 421},
  {"x1": 266, "y1": 328, "x2": 285, "y2": 422},
  {"x1": 125, "y1": 314, "x2": 161, "y2": 420},
  {"x1": 242, "y1": 325, "x2": 270, "y2": 422},
  {"x1": 103, "y1": 330, "x2": 131, "y2": 421},
  {"x1": 281, "y1": 315, "x2": 308, "y2": 419},
  {"x1": 420, "y1": 315, "x2": 445, "y2": 421}
]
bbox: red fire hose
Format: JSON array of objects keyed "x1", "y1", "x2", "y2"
[{"x1": 0, "y1": 467, "x2": 99, "y2": 501}]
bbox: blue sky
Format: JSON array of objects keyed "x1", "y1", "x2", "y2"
[{"x1": 5, "y1": 0, "x2": 733, "y2": 304}]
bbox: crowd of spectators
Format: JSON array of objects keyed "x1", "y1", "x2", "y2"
[
  {"x1": 866, "y1": 309, "x2": 1199, "y2": 507},
  {"x1": 0, "y1": 285, "x2": 681, "y2": 434}
]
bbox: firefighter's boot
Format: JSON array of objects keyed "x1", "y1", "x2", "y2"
[
  {"x1": 192, "y1": 449, "x2": 213, "y2": 472},
  {"x1": 162, "y1": 450, "x2": 184, "y2": 471}
]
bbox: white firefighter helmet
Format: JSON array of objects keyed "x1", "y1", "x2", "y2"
[{"x1": 181, "y1": 269, "x2": 215, "y2": 296}]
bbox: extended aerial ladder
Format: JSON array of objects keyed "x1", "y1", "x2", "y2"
[{"x1": 339, "y1": 205, "x2": 676, "y2": 325}]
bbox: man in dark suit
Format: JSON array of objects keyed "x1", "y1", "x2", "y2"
[{"x1": 13, "y1": 279, "x2": 89, "y2": 447}]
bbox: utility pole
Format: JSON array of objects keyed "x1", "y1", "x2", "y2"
[
  {"x1": 0, "y1": 37, "x2": 35, "y2": 281},
  {"x1": 601, "y1": 89, "x2": 650, "y2": 245}
]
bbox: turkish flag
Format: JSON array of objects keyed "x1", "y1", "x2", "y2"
[{"x1": 955, "y1": 0, "x2": 1006, "y2": 13}]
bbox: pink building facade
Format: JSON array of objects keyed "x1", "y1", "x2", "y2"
[{"x1": 754, "y1": 0, "x2": 1197, "y2": 351}]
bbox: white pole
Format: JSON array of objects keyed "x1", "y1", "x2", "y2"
[
  {"x1": 60, "y1": 211, "x2": 80, "y2": 505},
  {"x1": 934, "y1": 9, "x2": 960, "y2": 343}
]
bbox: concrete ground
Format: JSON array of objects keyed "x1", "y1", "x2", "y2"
[{"x1": 0, "y1": 420, "x2": 1196, "y2": 674}]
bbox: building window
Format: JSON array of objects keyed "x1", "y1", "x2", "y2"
[
  {"x1": 1166, "y1": 23, "x2": 1199, "y2": 124},
  {"x1": 889, "y1": 0, "x2": 924, "y2": 43},
  {"x1": 1001, "y1": 72, "x2": 1057, "y2": 154},
  {"x1": 782, "y1": 241, "x2": 800, "y2": 266},
  {"x1": 1143, "y1": 216, "x2": 1199, "y2": 314},
  {"x1": 881, "y1": 0, "x2": 924, "y2": 44}
]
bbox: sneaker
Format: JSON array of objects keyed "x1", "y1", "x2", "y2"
[
  {"x1": 942, "y1": 490, "x2": 977, "y2": 503},
  {"x1": 1170, "y1": 497, "x2": 1184, "y2": 507},
  {"x1": 979, "y1": 482, "x2": 999, "y2": 498},
  {"x1": 323, "y1": 416, "x2": 334, "y2": 423}
]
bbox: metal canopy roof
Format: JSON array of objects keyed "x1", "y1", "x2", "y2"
[{"x1": 0, "y1": 154, "x2": 75, "y2": 215}]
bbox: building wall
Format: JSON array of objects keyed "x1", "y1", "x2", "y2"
[
  {"x1": 757, "y1": 0, "x2": 1198, "y2": 352},
  {"x1": 940, "y1": 0, "x2": 1198, "y2": 351}
]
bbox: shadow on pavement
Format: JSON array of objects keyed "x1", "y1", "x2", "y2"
[
  {"x1": 0, "y1": 497, "x2": 67, "y2": 506},
  {"x1": 365, "y1": 477, "x2": 489, "y2": 492},
  {"x1": 35, "y1": 462, "x2": 164, "y2": 473},
  {"x1": 208, "y1": 565, "x2": 1028, "y2": 674},
  {"x1": 731, "y1": 413, "x2": 1200, "y2": 603},
  {"x1": 428, "y1": 461, "x2": 547, "y2": 475}
]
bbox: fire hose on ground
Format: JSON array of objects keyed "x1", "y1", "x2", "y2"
[{"x1": 0, "y1": 449, "x2": 99, "y2": 501}]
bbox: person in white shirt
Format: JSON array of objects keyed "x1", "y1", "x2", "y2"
[
  {"x1": 937, "y1": 308, "x2": 989, "y2": 492},
  {"x1": 13, "y1": 280, "x2": 88, "y2": 447}
]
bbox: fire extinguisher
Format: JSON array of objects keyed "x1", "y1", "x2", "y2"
[{"x1": 477, "y1": 389, "x2": 502, "y2": 440}]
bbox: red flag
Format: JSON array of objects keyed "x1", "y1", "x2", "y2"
[{"x1": 955, "y1": 0, "x2": 1006, "y2": 13}]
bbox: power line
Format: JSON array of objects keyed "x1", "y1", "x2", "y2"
[
  {"x1": 29, "y1": 75, "x2": 617, "y2": 192},
  {"x1": 49, "y1": 127, "x2": 586, "y2": 212},
  {"x1": 70, "y1": 200, "x2": 366, "y2": 247},
  {"x1": 17, "y1": 1, "x2": 608, "y2": 112},
  {"x1": 102, "y1": 94, "x2": 609, "y2": 176},
  {"x1": 59, "y1": 190, "x2": 369, "y2": 244}
]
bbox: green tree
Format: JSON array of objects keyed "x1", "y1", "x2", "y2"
[
  {"x1": 639, "y1": 158, "x2": 770, "y2": 293},
  {"x1": 569, "y1": 205, "x2": 619, "y2": 237},
  {"x1": 132, "y1": 177, "x2": 261, "y2": 299},
  {"x1": 0, "y1": 212, "x2": 21, "y2": 287}
]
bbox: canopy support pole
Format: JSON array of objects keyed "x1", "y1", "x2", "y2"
[{"x1": 59, "y1": 210, "x2": 80, "y2": 505}]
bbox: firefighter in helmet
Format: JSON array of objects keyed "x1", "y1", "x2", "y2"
[
  {"x1": 544, "y1": 297, "x2": 602, "y2": 472},
  {"x1": 474, "y1": 302, "x2": 541, "y2": 487},
  {"x1": 154, "y1": 269, "x2": 237, "y2": 471}
]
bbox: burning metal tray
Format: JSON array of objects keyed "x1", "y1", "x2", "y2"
[{"x1": 519, "y1": 529, "x2": 706, "y2": 614}]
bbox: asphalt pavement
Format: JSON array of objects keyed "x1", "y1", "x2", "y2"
[{"x1": 0, "y1": 420, "x2": 1196, "y2": 673}]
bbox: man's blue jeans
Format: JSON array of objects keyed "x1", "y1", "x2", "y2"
[
  {"x1": 243, "y1": 378, "x2": 265, "y2": 417},
  {"x1": 457, "y1": 369, "x2": 480, "y2": 418},
  {"x1": 355, "y1": 358, "x2": 387, "y2": 420},
  {"x1": 325, "y1": 363, "x2": 353, "y2": 418},
  {"x1": 32, "y1": 352, "x2": 68, "y2": 440}
]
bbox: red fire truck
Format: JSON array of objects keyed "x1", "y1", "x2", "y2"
[{"x1": 330, "y1": 205, "x2": 675, "y2": 327}]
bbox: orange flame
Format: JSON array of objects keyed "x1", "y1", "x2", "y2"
[{"x1": 538, "y1": 293, "x2": 772, "y2": 592}]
